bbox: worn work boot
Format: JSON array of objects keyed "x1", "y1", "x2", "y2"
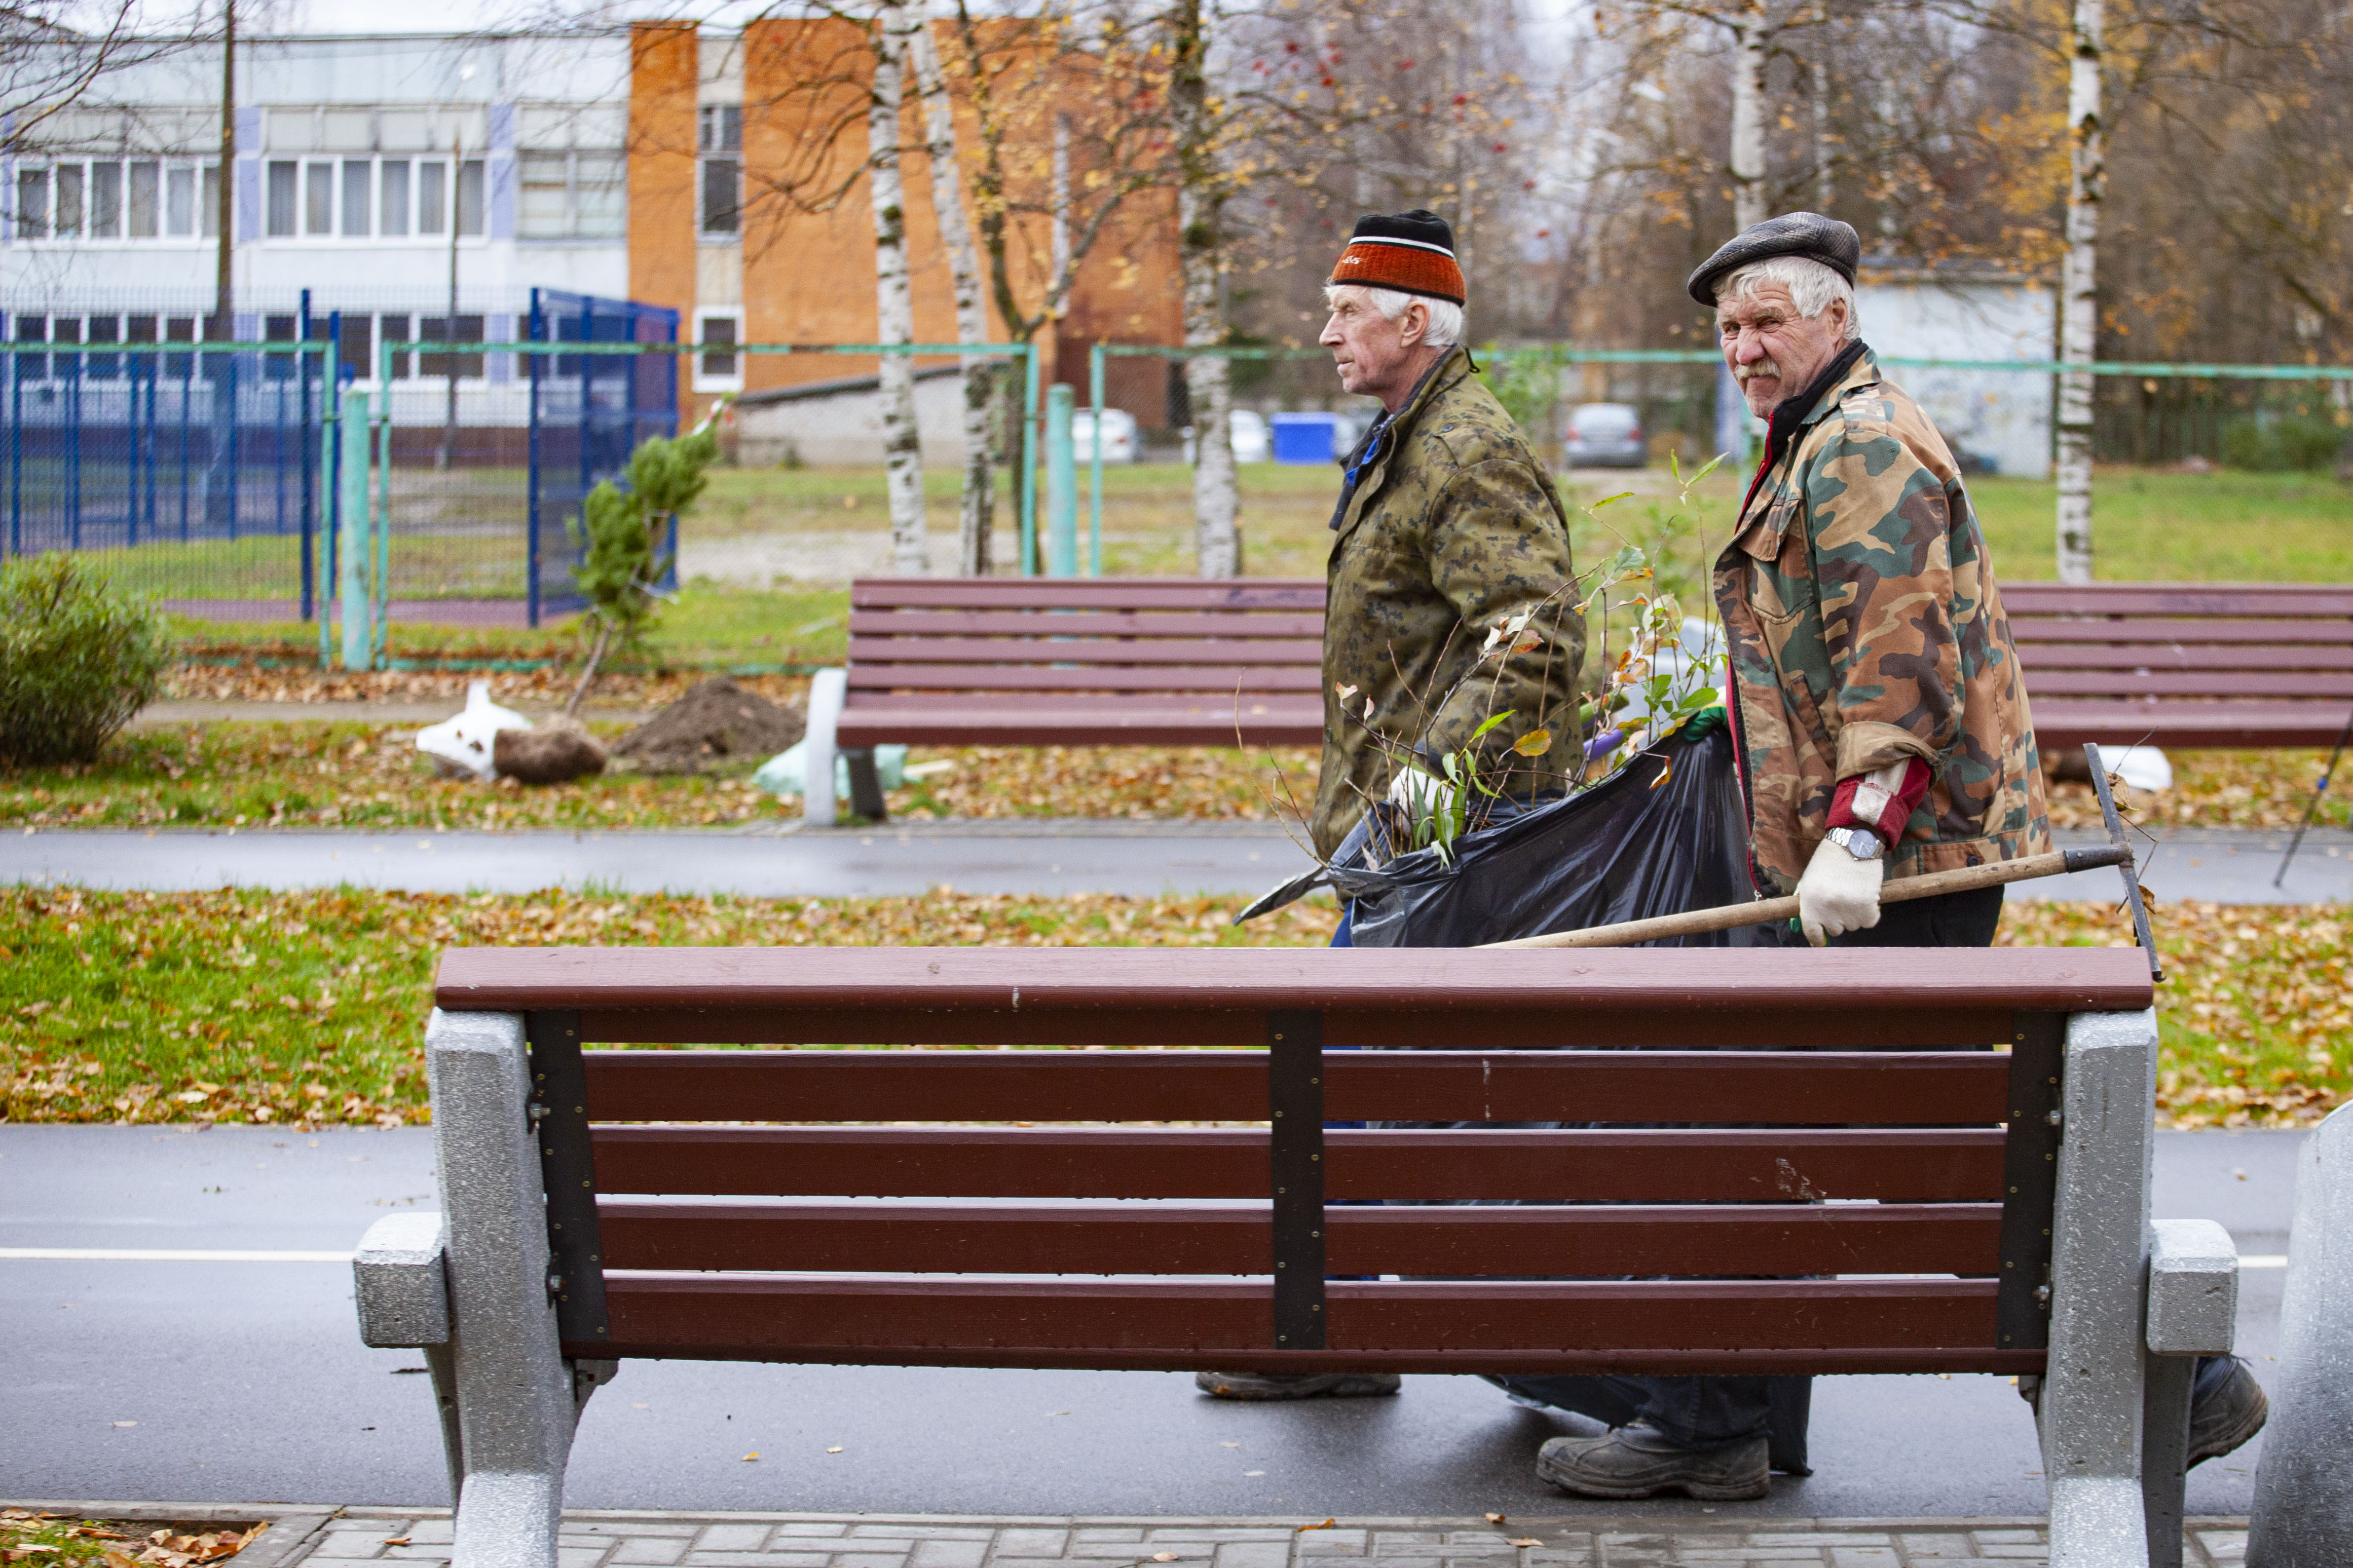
[
  {"x1": 1535, "y1": 1423, "x2": 1770, "y2": 1501},
  {"x1": 1193, "y1": 1371, "x2": 1401, "y2": 1401},
  {"x1": 2188, "y1": 1358, "x2": 2269, "y2": 1467}
]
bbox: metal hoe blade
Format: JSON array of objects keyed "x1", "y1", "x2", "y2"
[{"x1": 2085, "y1": 742, "x2": 2163, "y2": 982}]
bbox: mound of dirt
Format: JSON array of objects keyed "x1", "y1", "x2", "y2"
[
  {"x1": 494, "y1": 716, "x2": 608, "y2": 784},
  {"x1": 614, "y1": 676, "x2": 804, "y2": 775}
]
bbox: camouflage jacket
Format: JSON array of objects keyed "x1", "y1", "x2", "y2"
[
  {"x1": 1713, "y1": 345, "x2": 2050, "y2": 892},
  {"x1": 1314, "y1": 347, "x2": 1586, "y2": 858}
]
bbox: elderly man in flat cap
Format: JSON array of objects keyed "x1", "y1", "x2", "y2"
[
  {"x1": 1193, "y1": 209, "x2": 1584, "y2": 1404},
  {"x1": 1514, "y1": 211, "x2": 2270, "y2": 1502}
]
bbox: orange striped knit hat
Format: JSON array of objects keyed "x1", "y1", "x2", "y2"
[{"x1": 1327, "y1": 210, "x2": 1465, "y2": 306}]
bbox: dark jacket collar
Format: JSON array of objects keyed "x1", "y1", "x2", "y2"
[
  {"x1": 1329, "y1": 346, "x2": 1473, "y2": 531},
  {"x1": 1762, "y1": 338, "x2": 1870, "y2": 472}
]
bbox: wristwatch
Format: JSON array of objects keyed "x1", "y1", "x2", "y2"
[{"x1": 1826, "y1": 825, "x2": 1886, "y2": 861}]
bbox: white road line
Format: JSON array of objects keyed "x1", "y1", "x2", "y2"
[
  {"x1": 0, "y1": 1247, "x2": 354, "y2": 1262},
  {"x1": 0, "y1": 1248, "x2": 2296, "y2": 1268}
]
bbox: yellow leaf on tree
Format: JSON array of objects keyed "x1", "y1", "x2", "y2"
[{"x1": 1510, "y1": 730, "x2": 1553, "y2": 757}]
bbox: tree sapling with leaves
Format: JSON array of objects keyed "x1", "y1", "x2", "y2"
[{"x1": 564, "y1": 423, "x2": 720, "y2": 716}]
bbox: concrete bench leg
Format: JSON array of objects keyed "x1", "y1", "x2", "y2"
[
  {"x1": 804, "y1": 669, "x2": 845, "y2": 827},
  {"x1": 2041, "y1": 1008, "x2": 2160, "y2": 1568},
  {"x1": 2249, "y1": 1102, "x2": 2353, "y2": 1565},
  {"x1": 429, "y1": 1008, "x2": 585, "y2": 1568}
]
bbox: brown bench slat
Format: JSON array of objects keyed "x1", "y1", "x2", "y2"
[
  {"x1": 2005, "y1": 586, "x2": 2353, "y2": 617},
  {"x1": 852, "y1": 580, "x2": 1327, "y2": 611},
  {"x1": 576, "y1": 1050, "x2": 2010, "y2": 1124},
  {"x1": 595, "y1": 1199, "x2": 2001, "y2": 1277},
  {"x1": 2026, "y1": 672, "x2": 2353, "y2": 699},
  {"x1": 2030, "y1": 701, "x2": 2353, "y2": 750},
  {"x1": 594, "y1": 1274, "x2": 2002, "y2": 1361},
  {"x1": 440, "y1": 946, "x2": 2150, "y2": 1038},
  {"x1": 586, "y1": 1126, "x2": 2007, "y2": 1202},
  {"x1": 2012, "y1": 618, "x2": 2353, "y2": 645},
  {"x1": 845, "y1": 670, "x2": 1323, "y2": 695},
  {"x1": 835, "y1": 708, "x2": 1324, "y2": 748},
  {"x1": 2023, "y1": 644, "x2": 2353, "y2": 672},
  {"x1": 847, "y1": 637, "x2": 1322, "y2": 667},
  {"x1": 849, "y1": 611, "x2": 1330, "y2": 639}
]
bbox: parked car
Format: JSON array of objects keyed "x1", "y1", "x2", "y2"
[
  {"x1": 1563, "y1": 402, "x2": 1647, "y2": 468},
  {"x1": 1071, "y1": 407, "x2": 1140, "y2": 464},
  {"x1": 1180, "y1": 408, "x2": 1273, "y2": 465}
]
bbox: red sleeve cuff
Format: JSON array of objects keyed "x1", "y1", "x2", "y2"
[{"x1": 1828, "y1": 758, "x2": 1932, "y2": 844}]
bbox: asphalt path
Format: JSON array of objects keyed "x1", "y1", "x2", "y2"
[
  {"x1": 5, "y1": 823, "x2": 2348, "y2": 903},
  {"x1": 0, "y1": 1124, "x2": 2298, "y2": 1519}
]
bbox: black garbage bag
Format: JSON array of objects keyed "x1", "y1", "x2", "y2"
[{"x1": 1238, "y1": 724, "x2": 1770, "y2": 949}]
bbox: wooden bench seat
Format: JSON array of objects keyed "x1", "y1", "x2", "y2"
[
  {"x1": 356, "y1": 944, "x2": 2235, "y2": 1568},
  {"x1": 2007, "y1": 583, "x2": 2353, "y2": 750}
]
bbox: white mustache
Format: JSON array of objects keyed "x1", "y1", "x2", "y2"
[{"x1": 1734, "y1": 358, "x2": 1782, "y2": 385}]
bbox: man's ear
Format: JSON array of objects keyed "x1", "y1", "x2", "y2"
[{"x1": 1399, "y1": 299, "x2": 1429, "y2": 349}]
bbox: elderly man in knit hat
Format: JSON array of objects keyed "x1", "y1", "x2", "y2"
[
  {"x1": 1192, "y1": 209, "x2": 1583, "y2": 1404},
  {"x1": 1512, "y1": 211, "x2": 2271, "y2": 1503},
  {"x1": 1303, "y1": 209, "x2": 1585, "y2": 868}
]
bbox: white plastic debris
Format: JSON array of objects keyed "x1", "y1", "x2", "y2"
[
  {"x1": 415, "y1": 680, "x2": 533, "y2": 782},
  {"x1": 753, "y1": 741, "x2": 908, "y2": 799},
  {"x1": 2105, "y1": 744, "x2": 2175, "y2": 793}
]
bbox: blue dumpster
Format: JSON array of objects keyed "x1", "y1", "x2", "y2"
[{"x1": 1271, "y1": 412, "x2": 1340, "y2": 465}]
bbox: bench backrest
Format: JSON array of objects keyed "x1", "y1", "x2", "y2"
[
  {"x1": 845, "y1": 578, "x2": 1327, "y2": 706},
  {"x1": 435, "y1": 945, "x2": 2152, "y2": 1376},
  {"x1": 2005, "y1": 583, "x2": 2353, "y2": 703}
]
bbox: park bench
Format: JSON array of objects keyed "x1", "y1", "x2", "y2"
[
  {"x1": 799, "y1": 578, "x2": 1326, "y2": 821},
  {"x1": 2007, "y1": 582, "x2": 2353, "y2": 751},
  {"x1": 357, "y1": 944, "x2": 2232, "y2": 1568}
]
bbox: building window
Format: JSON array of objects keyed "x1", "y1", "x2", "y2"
[
  {"x1": 341, "y1": 160, "x2": 370, "y2": 236},
  {"x1": 55, "y1": 164, "x2": 84, "y2": 236},
  {"x1": 380, "y1": 160, "x2": 409, "y2": 236},
  {"x1": 267, "y1": 160, "x2": 297, "y2": 236},
  {"x1": 696, "y1": 313, "x2": 740, "y2": 388},
  {"x1": 11, "y1": 160, "x2": 220, "y2": 244},
  {"x1": 127, "y1": 161, "x2": 159, "y2": 237},
  {"x1": 699, "y1": 103, "x2": 741, "y2": 238},
  {"x1": 420, "y1": 314, "x2": 484, "y2": 380},
  {"x1": 517, "y1": 150, "x2": 628, "y2": 242},
  {"x1": 418, "y1": 162, "x2": 446, "y2": 235},
  {"x1": 16, "y1": 169, "x2": 48, "y2": 239},
  {"x1": 455, "y1": 159, "x2": 484, "y2": 237}
]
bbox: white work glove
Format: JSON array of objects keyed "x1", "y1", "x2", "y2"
[
  {"x1": 1795, "y1": 835, "x2": 1883, "y2": 947},
  {"x1": 1387, "y1": 764, "x2": 1441, "y2": 812}
]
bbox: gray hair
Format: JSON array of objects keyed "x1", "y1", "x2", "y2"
[
  {"x1": 1323, "y1": 282, "x2": 1465, "y2": 350},
  {"x1": 1714, "y1": 255, "x2": 1861, "y2": 342}
]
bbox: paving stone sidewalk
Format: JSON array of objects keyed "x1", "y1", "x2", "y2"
[{"x1": 269, "y1": 1509, "x2": 2252, "y2": 1568}]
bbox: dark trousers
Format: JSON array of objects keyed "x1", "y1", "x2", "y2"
[{"x1": 1497, "y1": 885, "x2": 2008, "y2": 1463}]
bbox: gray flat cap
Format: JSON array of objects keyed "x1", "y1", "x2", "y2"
[{"x1": 1687, "y1": 212, "x2": 1861, "y2": 306}]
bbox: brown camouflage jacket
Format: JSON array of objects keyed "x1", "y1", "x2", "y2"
[
  {"x1": 1713, "y1": 345, "x2": 2051, "y2": 892},
  {"x1": 1314, "y1": 347, "x2": 1586, "y2": 858}
]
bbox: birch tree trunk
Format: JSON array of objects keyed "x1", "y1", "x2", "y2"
[
  {"x1": 1809, "y1": 53, "x2": 1834, "y2": 212},
  {"x1": 1729, "y1": 0, "x2": 1768, "y2": 231},
  {"x1": 1170, "y1": 0, "x2": 1238, "y2": 579},
  {"x1": 905, "y1": 14, "x2": 997, "y2": 576},
  {"x1": 2055, "y1": 0, "x2": 2103, "y2": 586},
  {"x1": 871, "y1": 2, "x2": 927, "y2": 574}
]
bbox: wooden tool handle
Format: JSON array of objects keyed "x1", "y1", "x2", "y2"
[{"x1": 1478, "y1": 845, "x2": 2132, "y2": 950}]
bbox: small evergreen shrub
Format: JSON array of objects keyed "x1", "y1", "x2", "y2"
[{"x1": 0, "y1": 553, "x2": 176, "y2": 768}]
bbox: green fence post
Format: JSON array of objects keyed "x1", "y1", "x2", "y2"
[
  {"x1": 338, "y1": 388, "x2": 371, "y2": 671},
  {"x1": 1019, "y1": 343, "x2": 1040, "y2": 576},
  {"x1": 1047, "y1": 383, "x2": 1077, "y2": 577},
  {"x1": 318, "y1": 370, "x2": 338, "y2": 671},
  {"x1": 1088, "y1": 344, "x2": 1105, "y2": 577}
]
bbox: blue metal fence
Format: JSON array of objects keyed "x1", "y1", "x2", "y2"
[
  {"x1": 526, "y1": 288, "x2": 679, "y2": 626},
  {"x1": 1, "y1": 294, "x2": 330, "y2": 619}
]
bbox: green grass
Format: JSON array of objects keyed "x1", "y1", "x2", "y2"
[
  {"x1": 4, "y1": 885, "x2": 2339, "y2": 1127},
  {"x1": 1970, "y1": 470, "x2": 2353, "y2": 582}
]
